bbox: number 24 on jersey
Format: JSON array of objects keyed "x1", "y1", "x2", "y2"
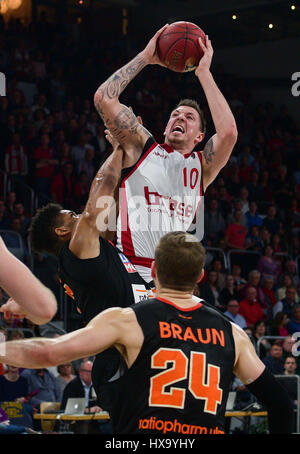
[{"x1": 149, "y1": 348, "x2": 223, "y2": 414}]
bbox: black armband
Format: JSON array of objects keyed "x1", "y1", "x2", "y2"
[{"x1": 246, "y1": 367, "x2": 294, "y2": 434}]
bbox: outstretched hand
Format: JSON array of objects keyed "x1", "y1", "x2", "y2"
[
  {"x1": 140, "y1": 24, "x2": 169, "y2": 66},
  {"x1": 195, "y1": 35, "x2": 214, "y2": 77}
]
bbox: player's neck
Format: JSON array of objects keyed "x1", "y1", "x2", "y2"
[
  {"x1": 165, "y1": 139, "x2": 193, "y2": 155},
  {"x1": 157, "y1": 288, "x2": 197, "y2": 307}
]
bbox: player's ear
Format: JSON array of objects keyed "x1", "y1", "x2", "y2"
[
  {"x1": 55, "y1": 226, "x2": 71, "y2": 239},
  {"x1": 194, "y1": 131, "x2": 205, "y2": 146},
  {"x1": 197, "y1": 269, "x2": 205, "y2": 284},
  {"x1": 151, "y1": 261, "x2": 157, "y2": 280}
]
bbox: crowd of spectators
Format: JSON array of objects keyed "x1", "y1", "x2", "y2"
[{"x1": 0, "y1": 12, "x2": 299, "y2": 430}]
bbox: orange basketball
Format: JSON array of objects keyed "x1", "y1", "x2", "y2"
[{"x1": 157, "y1": 21, "x2": 206, "y2": 73}]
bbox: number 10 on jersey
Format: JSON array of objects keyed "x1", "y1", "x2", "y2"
[
  {"x1": 183, "y1": 167, "x2": 199, "y2": 189},
  {"x1": 149, "y1": 348, "x2": 223, "y2": 414}
]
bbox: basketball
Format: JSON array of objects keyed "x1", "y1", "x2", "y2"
[{"x1": 157, "y1": 21, "x2": 206, "y2": 73}]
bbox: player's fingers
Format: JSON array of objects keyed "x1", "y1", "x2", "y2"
[
  {"x1": 198, "y1": 37, "x2": 207, "y2": 51},
  {"x1": 206, "y1": 36, "x2": 213, "y2": 51},
  {"x1": 3, "y1": 310, "x2": 12, "y2": 320},
  {"x1": 137, "y1": 115, "x2": 143, "y2": 125},
  {"x1": 155, "y1": 23, "x2": 169, "y2": 38}
]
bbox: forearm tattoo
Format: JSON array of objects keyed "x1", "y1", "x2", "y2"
[
  {"x1": 95, "y1": 54, "x2": 146, "y2": 106},
  {"x1": 203, "y1": 137, "x2": 215, "y2": 165},
  {"x1": 94, "y1": 55, "x2": 149, "y2": 143}
]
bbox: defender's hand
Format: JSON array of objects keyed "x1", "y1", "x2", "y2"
[{"x1": 0, "y1": 298, "x2": 27, "y2": 320}]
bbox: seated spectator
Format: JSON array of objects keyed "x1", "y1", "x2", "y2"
[
  {"x1": 0, "y1": 407, "x2": 39, "y2": 434},
  {"x1": 283, "y1": 355, "x2": 298, "y2": 381},
  {"x1": 287, "y1": 305, "x2": 300, "y2": 335},
  {"x1": 74, "y1": 171, "x2": 90, "y2": 209},
  {"x1": 271, "y1": 233, "x2": 287, "y2": 254},
  {"x1": 262, "y1": 342, "x2": 285, "y2": 375},
  {"x1": 273, "y1": 286, "x2": 298, "y2": 320},
  {"x1": 257, "y1": 245, "x2": 281, "y2": 281},
  {"x1": 283, "y1": 260, "x2": 300, "y2": 290},
  {"x1": 71, "y1": 133, "x2": 91, "y2": 164},
  {"x1": 231, "y1": 376, "x2": 252, "y2": 410},
  {"x1": 56, "y1": 142, "x2": 73, "y2": 168},
  {"x1": 227, "y1": 200, "x2": 248, "y2": 229},
  {"x1": 245, "y1": 225, "x2": 263, "y2": 251},
  {"x1": 204, "y1": 199, "x2": 226, "y2": 245},
  {"x1": 245, "y1": 200, "x2": 263, "y2": 230},
  {"x1": 240, "y1": 270, "x2": 265, "y2": 309},
  {"x1": 77, "y1": 147, "x2": 96, "y2": 184},
  {"x1": 262, "y1": 275, "x2": 277, "y2": 303},
  {"x1": 33, "y1": 133, "x2": 58, "y2": 196},
  {"x1": 50, "y1": 161, "x2": 76, "y2": 209},
  {"x1": 0, "y1": 365, "x2": 29, "y2": 403},
  {"x1": 224, "y1": 300, "x2": 247, "y2": 329},
  {"x1": 3, "y1": 217, "x2": 28, "y2": 262},
  {"x1": 217, "y1": 184, "x2": 232, "y2": 220},
  {"x1": 13, "y1": 203, "x2": 31, "y2": 239},
  {"x1": 21, "y1": 368, "x2": 62, "y2": 411},
  {"x1": 210, "y1": 258, "x2": 226, "y2": 290},
  {"x1": 272, "y1": 165, "x2": 293, "y2": 210},
  {"x1": 238, "y1": 286, "x2": 265, "y2": 328},
  {"x1": 5, "y1": 192, "x2": 17, "y2": 218},
  {"x1": 199, "y1": 270, "x2": 221, "y2": 309},
  {"x1": 270, "y1": 312, "x2": 289, "y2": 337},
  {"x1": 259, "y1": 225, "x2": 271, "y2": 249},
  {"x1": 238, "y1": 155, "x2": 254, "y2": 184},
  {"x1": 239, "y1": 186, "x2": 250, "y2": 214},
  {"x1": 263, "y1": 204, "x2": 280, "y2": 235},
  {"x1": 231, "y1": 263, "x2": 247, "y2": 292},
  {"x1": 247, "y1": 171, "x2": 264, "y2": 203},
  {"x1": 55, "y1": 363, "x2": 75, "y2": 394},
  {"x1": 92, "y1": 123, "x2": 110, "y2": 163},
  {"x1": 276, "y1": 273, "x2": 299, "y2": 303},
  {"x1": 61, "y1": 361, "x2": 110, "y2": 434},
  {"x1": 281, "y1": 336, "x2": 300, "y2": 376},
  {"x1": 225, "y1": 209, "x2": 247, "y2": 250},
  {"x1": 219, "y1": 275, "x2": 239, "y2": 309},
  {"x1": 252, "y1": 320, "x2": 271, "y2": 359},
  {"x1": 4, "y1": 133, "x2": 28, "y2": 180},
  {"x1": 281, "y1": 355, "x2": 298, "y2": 432}
]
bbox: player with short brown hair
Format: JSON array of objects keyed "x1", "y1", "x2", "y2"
[{"x1": 94, "y1": 25, "x2": 238, "y2": 283}]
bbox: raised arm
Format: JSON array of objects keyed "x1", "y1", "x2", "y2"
[
  {"x1": 0, "y1": 237, "x2": 57, "y2": 324},
  {"x1": 94, "y1": 25, "x2": 168, "y2": 167},
  {"x1": 0, "y1": 307, "x2": 142, "y2": 369},
  {"x1": 68, "y1": 145, "x2": 124, "y2": 259},
  {"x1": 196, "y1": 37, "x2": 238, "y2": 192}
]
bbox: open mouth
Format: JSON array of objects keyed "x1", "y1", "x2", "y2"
[{"x1": 172, "y1": 124, "x2": 185, "y2": 134}]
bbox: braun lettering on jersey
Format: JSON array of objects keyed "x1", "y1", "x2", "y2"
[{"x1": 159, "y1": 321, "x2": 225, "y2": 347}]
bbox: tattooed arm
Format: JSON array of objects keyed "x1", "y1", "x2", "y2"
[
  {"x1": 94, "y1": 25, "x2": 168, "y2": 167},
  {"x1": 196, "y1": 37, "x2": 238, "y2": 192}
]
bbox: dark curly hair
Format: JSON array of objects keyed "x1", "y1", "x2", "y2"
[{"x1": 29, "y1": 203, "x2": 64, "y2": 256}]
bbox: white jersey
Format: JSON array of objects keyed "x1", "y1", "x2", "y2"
[{"x1": 116, "y1": 138, "x2": 204, "y2": 282}]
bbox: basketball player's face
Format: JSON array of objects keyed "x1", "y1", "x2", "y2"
[{"x1": 164, "y1": 106, "x2": 204, "y2": 149}]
